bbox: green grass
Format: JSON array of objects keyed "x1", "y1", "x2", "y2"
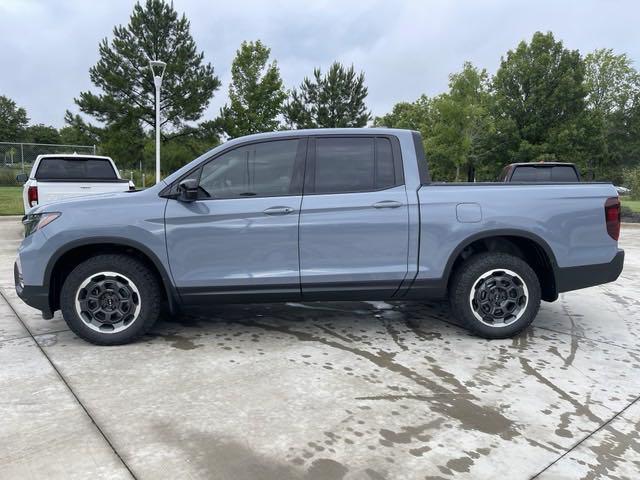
[
  {"x1": 621, "y1": 198, "x2": 640, "y2": 213},
  {"x1": 0, "y1": 186, "x2": 23, "y2": 215}
]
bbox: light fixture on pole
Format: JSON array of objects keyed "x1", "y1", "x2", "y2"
[{"x1": 149, "y1": 59, "x2": 166, "y2": 184}]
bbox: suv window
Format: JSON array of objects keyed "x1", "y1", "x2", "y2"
[
  {"x1": 313, "y1": 137, "x2": 397, "y2": 194},
  {"x1": 36, "y1": 157, "x2": 117, "y2": 180},
  {"x1": 198, "y1": 139, "x2": 300, "y2": 199}
]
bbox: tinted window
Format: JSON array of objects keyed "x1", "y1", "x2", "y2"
[
  {"x1": 375, "y1": 137, "x2": 395, "y2": 189},
  {"x1": 551, "y1": 166, "x2": 579, "y2": 182},
  {"x1": 36, "y1": 158, "x2": 117, "y2": 180},
  {"x1": 510, "y1": 166, "x2": 551, "y2": 182},
  {"x1": 314, "y1": 137, "x2": 397, "y2": 194},
  {"x1": 199, "y1": 139, "x2": 299, "y2": 198},
  {"x1": 315, "y1": 138, "x2": 374, "y2": 193}
]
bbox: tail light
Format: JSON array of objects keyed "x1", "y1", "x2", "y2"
[
  {"x1": 27, "y1": 186, "x2": 38, "y2": 207},
  {"x1": 605, "y1": 197, "x2": 621, "y2": 241}
]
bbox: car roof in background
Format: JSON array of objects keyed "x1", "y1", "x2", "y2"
[
  {"x1": 36, "y1": 154, "x2": 112, "y2": 160},
  {"x1": 507, "y1": 162, "x2": 577, "y2": 167}
]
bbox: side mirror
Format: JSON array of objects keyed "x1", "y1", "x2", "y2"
[
  {"x1": 177, "y1": 178, "x2": 199, "y2": 202},
  {"x1": 16, "y1": 173, "x2": 28, "y2": 183}
]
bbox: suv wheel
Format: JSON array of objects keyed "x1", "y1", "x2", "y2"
[
  {"x1": 449, "y1": 252, "x2": 541, "y2": 338},
  {"x1": 60, "y1": 254, "x2": 161, "y2": 345}
]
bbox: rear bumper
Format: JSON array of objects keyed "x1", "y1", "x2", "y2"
[
  {"x1": 556, "y1": 249, "x2": 625, "y2": 293},
  {"x1": 14, "y1": 261, "x2": 53, "y2": 318}
]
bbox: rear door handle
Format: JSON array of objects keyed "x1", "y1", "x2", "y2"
[
  {"x1": 263, "y1": 206, "x2": 295, "y2": 215},
  {"x1": 372, "y1": 200, "x2": 403, "y2": 209}
]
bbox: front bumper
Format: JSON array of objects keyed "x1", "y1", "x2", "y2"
[
  {"x1": 556, "y1": 249, "x2": 625, "y2": 293},
  {"x1": 14, "y1": 261, "x2": 53, "y2": 318}
]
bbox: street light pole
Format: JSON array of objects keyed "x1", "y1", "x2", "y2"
[{"x1": 149, "y1": 59, "x2": 166, "y2": 184}]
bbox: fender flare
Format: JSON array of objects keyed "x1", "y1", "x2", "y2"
[
  {"x1": 44, "y1": 236, "x2": 180, "y2": 313},
  {"x1": 441, "y1": 228, "x2": 559, "y2": 287}
]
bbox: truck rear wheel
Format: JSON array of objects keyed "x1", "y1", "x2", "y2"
[
  {"x1": 449, "y1": 252, "x2": 541, "y2": 338},
  {"x1": 60, "y1": 254, "x2": 161, "y2": 345}
]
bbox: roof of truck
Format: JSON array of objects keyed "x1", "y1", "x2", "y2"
[
  {"x1": 223, "y1": 127, "x2": 414, "y2": 143},
  {"x1": 35, "y1": 154, "x2": 112, "y2": 160},
  {"x1": 505, "y1": 162, "x2": 577, "y2": 168}
]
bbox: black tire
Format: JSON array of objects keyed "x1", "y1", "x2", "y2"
[
  {"x1": 449, "y1": 252, "x2": 541, "y2": 339},
  {"x1": 60, "y1": 254, "x2": 161, "y2": 345}
]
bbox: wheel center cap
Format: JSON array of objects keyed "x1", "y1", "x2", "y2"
[
  {"x1": 491, "y1": 288, "x2": 507, "y2": 305},
  {"x1": 100, "y1": 292, "x2": 118, "y2": 311}
]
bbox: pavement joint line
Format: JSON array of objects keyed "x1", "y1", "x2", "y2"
[
  {"x1": 535, "y1": 324, "x2": 639, "y2": 352},
  {"x1": 0, "y1": 288, "x2": 138, "y2": 480},
  {"x1": 0, "y1": 329, "x2": 70, "y2": 345},
  {"x1": 530, "y1": 392, "x2": 640, "y2": 479}
]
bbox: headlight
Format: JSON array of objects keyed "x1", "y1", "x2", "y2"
[{"x1": 22, "y1": 212, "x2": 61, "y2": 237}]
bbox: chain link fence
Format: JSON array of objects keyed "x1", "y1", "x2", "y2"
[
  {"x1": 0, "y1": 142, "x2": 97, "y2": 171},
  {"x1": 0, "y1": 142, "x2": 97, "y2": 185}
]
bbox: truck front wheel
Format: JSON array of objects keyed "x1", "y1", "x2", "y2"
[
  {"x1": 60, "y1": 254, "x2": 161, "y2": 345},
  {"x1": 449, "y1": 252, "x2": 541, "y2": 338}
]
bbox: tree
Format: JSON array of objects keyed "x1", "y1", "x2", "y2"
[
  {"x1": 0, "y1": 95, "x2": 29, "y2": 141},
  {"x1": 492, "y1": 31, "x2": 588, "y2": 165},
  {"x1": 584, "y1": 49, "x2": 640, "y2": 180},
  {"x1": 24, "y1": 124, "x2": 60, "y2": 144},
  {"x1": 374, "y1": 95, "x2": 434, "y2": 132},
  {"x1": 428, "y1": 63, "x2": 495, "y2": 181},
  {"x1": 59, "y1": 112, "x2": 100, "y2": 146},
  {"x1": 585, "y1": 49, "x2": 639, "y2": 114},
  {"x1": 284, "y1": 62, "x2": 371, "y2": 128},
  {"x1": 76, "y1": 0, "x2": 221, "y2": 137},
  {"x1": 217, "y1": 40, "x2": 286, "y2": 138}
]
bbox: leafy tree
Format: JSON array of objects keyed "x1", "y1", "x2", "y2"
[
  {"x1": 76, "y1": 0, "x2": 221, "y2": 137},
  {"x1": 491, "y1": 31, "x2": 588, "y2": 165},
  {"x1": 217, "y1": 40, "x2": 286, "y2": 138},
  {"x1": 585, "y1": 49, "x2": 639, "y2": 114},
  {"x1": 584, "y1": 49, "x2": 640, "y2": 180},
  {"x1": 59, "y1": 112, "x2": 100, "y2": 146},
  {"x1": 24, "y1": 124, "x2": 60, "y2": 144},
  {"x1": 0, "y1": 95, "x2": 29, "y2": 141},
  {"x1": 428, "y1": 63, "x2": 495, "y2": 181},
  {"x1": 374, "y1": 95, "x2": 434, "y2": 131},
  {"x1": 375, "y1": 65, "x2": 497, "y2": 181},
  {"x1": 284, "y1": 62, "x2": 371, "y2": 128}
]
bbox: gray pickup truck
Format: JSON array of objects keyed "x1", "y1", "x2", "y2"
[{"x1": 15, "y1": 128, "x2": 624, "y2": 345}]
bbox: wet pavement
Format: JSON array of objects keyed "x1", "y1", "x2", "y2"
[{"x1": 1, "y1": 215, "x2": 639, "y2": 479}]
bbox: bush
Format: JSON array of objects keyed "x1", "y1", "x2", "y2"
[
  {"x1": 0, "y1": 167, "x2": 23, "y2": 186},
  {"x1": 623, "y1": 167, "x2": 640, "y2": 200}
]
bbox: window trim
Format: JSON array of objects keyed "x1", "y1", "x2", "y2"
[
  {"x1": 162, "y1": 137, "x2": 308, "y2": 200},
  {"x1": 303, "y1": 134, "x2": 404, "y2": 196}
]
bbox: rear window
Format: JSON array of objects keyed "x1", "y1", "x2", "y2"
[
  {"x1": 550, "y1": 166, "x2": 579, "y2": 182},
  {"x1": 510, "y1": 165, "x2": 579, "y2": 182},
  {"x1": 35, "y1": 158, "x2": 117, "y2": 180},
  {"x1": 510, "y1": 166, "x2": 551, "y2": 182}
]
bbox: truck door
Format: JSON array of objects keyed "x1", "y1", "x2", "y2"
[
  {"x1": 164, "y1": 138, "x2": 306, "y2": 303},
  {"x1": 299, "y1": 135, "x2": 409, "y2": 300}
]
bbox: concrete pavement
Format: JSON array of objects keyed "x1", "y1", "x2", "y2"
[{"x1": 1, "y1": 215, "x2": 638, "y2": 479}]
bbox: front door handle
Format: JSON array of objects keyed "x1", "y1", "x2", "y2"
[
  {"x1": 263, "y1": 206, "x2": 295, "y2": 215},
  {"x1": 372, "y1": 200, "x2": 403, "y2": 209}
]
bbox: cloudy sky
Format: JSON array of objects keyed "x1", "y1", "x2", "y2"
[{"x1": 1, "y1": 0, "x2": 639, "y2": 128}]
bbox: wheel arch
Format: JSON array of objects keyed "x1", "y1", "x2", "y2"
[
  {"x1": 45, "y1": 237, "x2": 179, "y2": 314},
  {"x1": 444, "y1": 229, "x2": 559, "y2": 302}
]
